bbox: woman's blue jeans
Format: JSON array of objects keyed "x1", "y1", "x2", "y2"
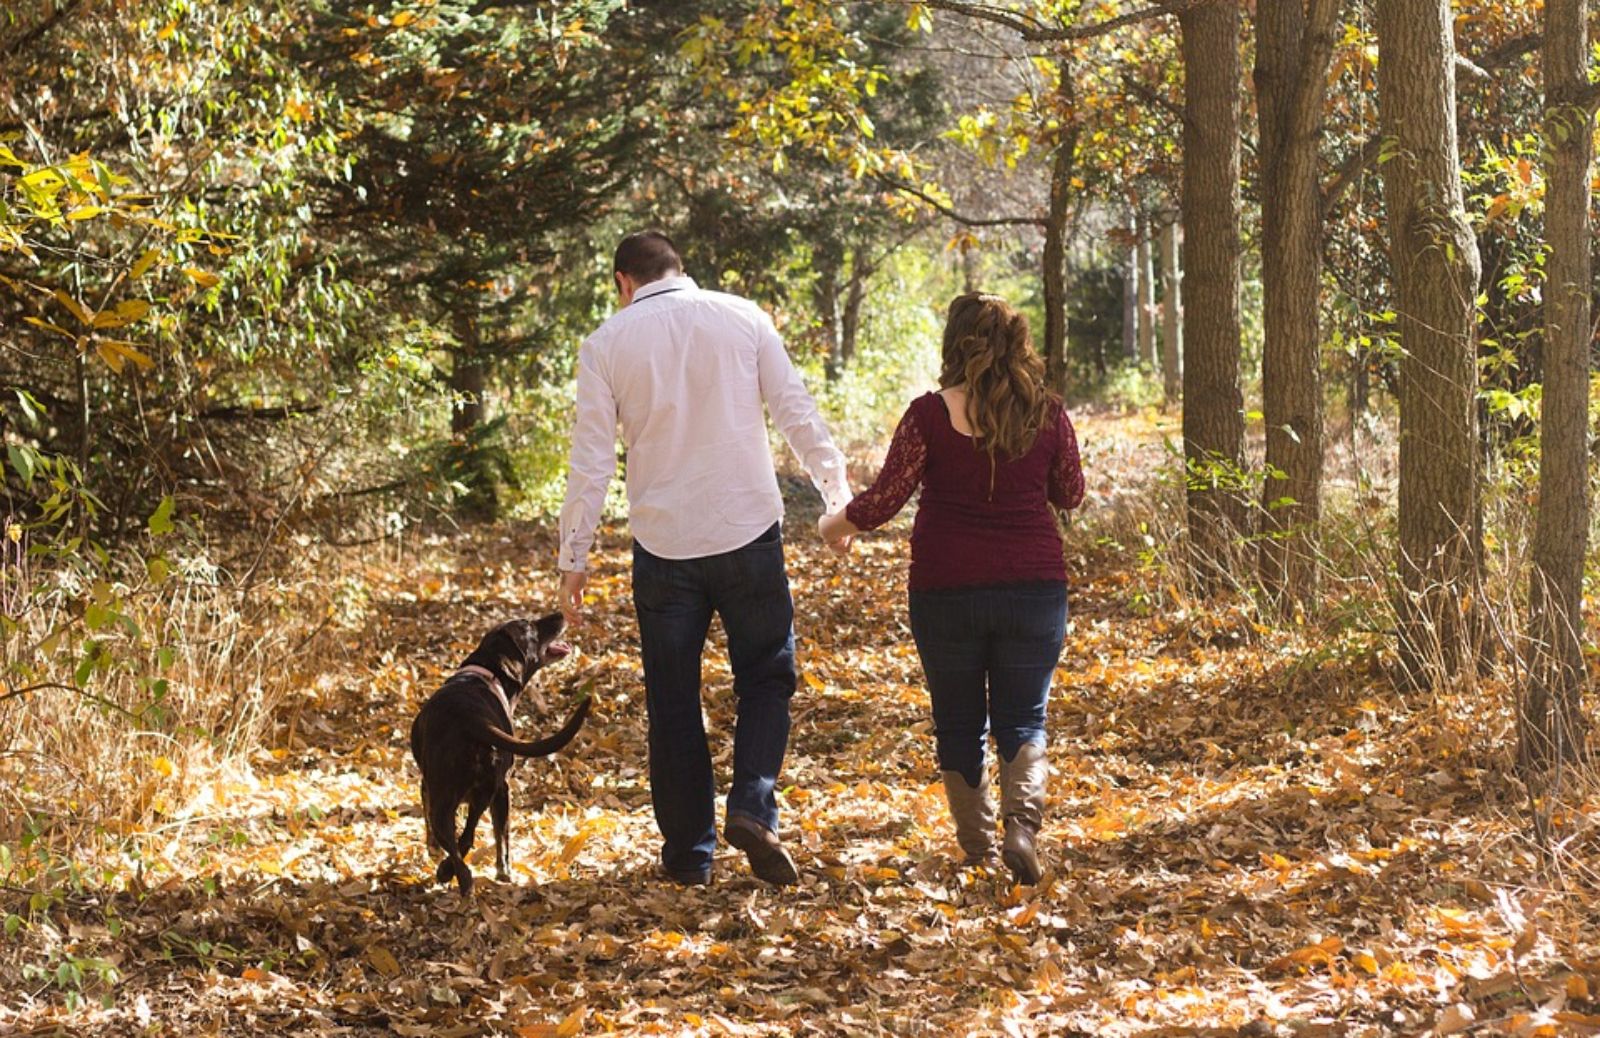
[
  {"x1": 908, "y1": 581, "x2": 1068, "y2": 787},
  {"x1": 632, "y1": 523, "x2": 796, "y2": 877}
]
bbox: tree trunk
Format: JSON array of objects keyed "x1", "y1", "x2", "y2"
[
  {"x1": 1137, "y1": 215, "x2": 1157, "y2": 369},
  {"x1": 961, "y1": 241, "x2": 979, "y2": 293},
  {"x1": 450, "y1": 310, "x2": 486, "y2": 438},
  {"x1": 450, "y1": 308, "x2": 498, "y2": 520},
  {"x1": 1042, "y1": 74, "x2": 1077, "y2": 398},
  {"x1": 840, "y1": 266, "x2": 866, "y2": 368},
  {"x1": 1121, "y1": 212, "x2": 1139, "y2": 363},
  {"x1": 1523, "y1": 0, "x2": 1593, "y2": 768},
  {"x1": 1160, "y1": 219, "x2": 1182, "y2": 405},
  {"x1": 814, "y1": 249, "x2": 844, "y2": 381},
  {"x1": 1255, "y1": 0, "x2": 1339, "y2": 606},
  {"x1": 1376, "y1": 0, "x2": 1485, "y2": 681},
  {"x1": 1180, "y1": 1, "x2": 1247, "y2": 581}
]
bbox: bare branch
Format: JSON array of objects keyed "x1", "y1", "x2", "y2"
[
  {"x1": 876, "y1": 176, "x2": 1046, "y2": 227},
  {"x1": 1320, "y1": 134, "x2": 1382, "y2": 220},
  {"x1": 912, "y1": 0, "x2": 1202, "y2": 43}
]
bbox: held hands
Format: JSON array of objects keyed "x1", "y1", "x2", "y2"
[{"x1": 816, "y1": 511, "x2": 856, "y2": 556}]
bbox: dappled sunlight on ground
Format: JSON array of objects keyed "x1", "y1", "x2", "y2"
[{"x1": 3, "y1": 410, "x2": 1599, "y2": 1037}]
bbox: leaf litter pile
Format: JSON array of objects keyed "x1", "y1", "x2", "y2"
[{"x1": 6, "y1": 409, "x2": 1600, "y2": 1037}]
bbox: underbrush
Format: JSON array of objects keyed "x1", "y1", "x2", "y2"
[
  {"x1": 1078, "y1": 406, "x2": 1600, "y2": 941},
  {"x1": 0, "y1": 523, "x2": 374, "y2": 890}
]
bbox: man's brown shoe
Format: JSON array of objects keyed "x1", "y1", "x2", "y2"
[{"x1": 723, "y1": 813, "x2": 799, "y2": 886}]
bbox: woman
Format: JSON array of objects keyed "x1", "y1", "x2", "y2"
[{"x1": 818, "y1": 293, "x2": 1084, "y2": 884}]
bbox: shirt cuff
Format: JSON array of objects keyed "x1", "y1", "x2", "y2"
[
  {"x1": 809, "y1": 452, "x2": 851, "y2": 515},
  {"x1": 558, "y1": 536, "x2": 589, "y2": 573}
]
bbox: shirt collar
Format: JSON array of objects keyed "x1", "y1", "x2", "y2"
[{"x1": 632, "y1": 274, "x2": 697, "y2": 304}]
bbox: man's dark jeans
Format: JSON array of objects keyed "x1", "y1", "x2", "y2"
[
  {"x1": 908, "y1": 581, "x2": 1068, "y2": 787},
  {"x1": 632, "y1": 523, "x2": 796, "y2": 877}
]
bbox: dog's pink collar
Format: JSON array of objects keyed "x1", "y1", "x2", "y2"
[{"x1": 456, "y1": 664, "x2": 513, "y2": 723}]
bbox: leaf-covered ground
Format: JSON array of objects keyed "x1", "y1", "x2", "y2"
[{"x1": 6, "y1": 409, "x2": 1600, "y2": 1037}]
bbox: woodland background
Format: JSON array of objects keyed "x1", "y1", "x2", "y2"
[{"x1": 4, "y1": 0, "x2": 1600, "y2": 1035}]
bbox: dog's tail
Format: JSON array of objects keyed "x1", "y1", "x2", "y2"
[{"x1": 476, "y1": 696, "x2": 591, "y2": 757}]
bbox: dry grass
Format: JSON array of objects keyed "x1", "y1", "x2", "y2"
[{"x1": 0, "y1": 528, "x2": 392, "y2": 882}]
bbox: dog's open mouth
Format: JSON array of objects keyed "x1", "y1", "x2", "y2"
[{"x1": 544, "y1": 640, "x2": 572, "y2": 662}]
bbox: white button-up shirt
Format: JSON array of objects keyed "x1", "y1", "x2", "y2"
[{"x1": 558, "y1": 275, "x2": 850, "y2": 572}]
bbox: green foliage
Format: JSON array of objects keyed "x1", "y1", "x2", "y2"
[{"x1": 811, "y1": 248, "x2": 945, "y2": 445}]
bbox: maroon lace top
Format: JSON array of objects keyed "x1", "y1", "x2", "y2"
[{"x1": 844, "y1": 392, "x2": 1084, "y2": 591}]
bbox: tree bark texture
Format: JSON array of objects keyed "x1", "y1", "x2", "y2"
[
  {"x1": 1255, "y1": 0, "x2": 1339, "y2": 606},
  {"x1": 1376, "y1": 0, "x2": 1485, "y2": 680},
  {"x1": 1161, "y1": 219, "x2": 1183, "y2": 405},
  {"x1": 814, "y1": 258, "x2": 844, "y2": 381},
  {"x1": 1180, "y1": 1, "x2": 1247, "y2": 578},
  {"x1": 450, "y1": 309, "x2": 486, "y2": 438},
  {"x1": 1137, "y1": 216, "x2": 1157, "y2": 369},
  {"x1": 840, "y1": 269, "x2": 866, "y2": 368},
  {"x1": 1121, "y1": 214, "x2": 1139, "y2": 362},
  {"x1": 1042, "y1": 73, "x2": 1077, "y2": 397},
  {"x1": 450, "y1": 308, "x2": 498, "y2": 520},
  {"x1": 1523, "y1": 0, "x2": 1593, "y2": 767}
]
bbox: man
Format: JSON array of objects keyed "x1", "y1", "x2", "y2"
[{"x1": 557, "y1": 231, "x2": 851, "y2": 886}]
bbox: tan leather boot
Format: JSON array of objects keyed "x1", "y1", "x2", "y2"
[
  {"x1": 999, "y1": 742, "x2": 1047, "y2": 884},
  {"x1": 940, "y1": 770, "x2": 996, "y2": 864}
]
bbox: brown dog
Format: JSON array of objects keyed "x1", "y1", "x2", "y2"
[{"x1": 409, "y1": 614, "x2": 590, "y2": 894}]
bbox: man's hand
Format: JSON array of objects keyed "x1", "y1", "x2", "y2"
[
  {"x1": 558, "y1": 569, "x2": 589, "y2": 628},
  {"x1": 816, "y1": 512, "x2": 857, "y2": 556}
]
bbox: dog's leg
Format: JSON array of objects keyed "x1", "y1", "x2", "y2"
[
  {"x1": 459, "y1": 793, "x2": 487, "y2": 860},
  {"x1": 428, "y1": 795, "x2": 472, "y2": 894},
  {"x1": 421, "y1": 781, "x2": 436, "y2": 852},
  {"x1": 491, "y1": 782, "x2": 511, "y2": 882}
]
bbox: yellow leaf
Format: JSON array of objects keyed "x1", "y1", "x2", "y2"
[
  {"x1": 183, "y1": 267, "x2": 220, "y2": 288},
  {"x1": 1354, "y1": 951, "x2": 1379, "y2": 974},
  {"x1": 54, "y1": 288, "x2": 92, "y2": 325},
  {"x1": 130, "y1": 248, "x2": 161, "y2": 280},
  {"x1": 150, "y1": 755, "x2": 174, "y2": 777},
  {"x1": 97, "y1": 339, "x2": 155, "y2": 372},
  {"x1": 392, "y1": 10, "x2": 416, "y2": 26},
  {"x1": 66, "y1": 205, "x2": 103, "y2": 221},
  {"x1": 802, "y1": 672, "x2": 824, "y2": 691},
  {"x1": 22, "y1": 316, "x2": 73, "y2": 338},
  {"x1": 366, "y1": 945, "x2": 401, "y2": 977},
  {"x1": 555, "y1": 1005, "x2": 585, "y2": 1037},
  {"x1": 559, "y1": 825, "x2": 591, "y2": 864},
  {"x1": 93, "y1": 300, "x2": 150, "y2": 329}
]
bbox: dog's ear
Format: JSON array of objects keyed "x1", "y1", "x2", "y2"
[
  {"x1": 534, "y1": 612, "x2": 565, "y2": 643},
  {"x1": 497, "y1": 653, "x2": 528, "y2": 688}
]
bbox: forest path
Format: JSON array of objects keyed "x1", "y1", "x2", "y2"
[{"x1": 4, "y1": 410, "x2": 1588, "y2": 1038}]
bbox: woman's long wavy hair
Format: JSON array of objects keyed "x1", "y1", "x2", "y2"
[{"x1": 938, "y1": 292, "x2": 1053, "y2": 460}]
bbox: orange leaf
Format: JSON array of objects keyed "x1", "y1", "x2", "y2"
[{"x1": 1268, "y1": 936, "x2": 1343, "y2": 974}]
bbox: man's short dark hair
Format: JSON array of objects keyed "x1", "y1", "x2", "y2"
[{"x1": 613, "y1": 231, "x2": 683, "y2": 283}]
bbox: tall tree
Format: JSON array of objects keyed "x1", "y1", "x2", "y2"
[
  {"x1": 1179, "y1": 0, "x2": 1246, "y2": 578},
  {"x1": 1254, "y1": 0, "x2": 1341, "y2": 605},
  {"x1": 1160, "y1": 218, "x2": 1182, "y2": 405},
  {"x1": 1376, "y1": 0, "x2": 1484, "y2": 680},
  {"x1": 1523, "y1": 0, "x2": 1595, "y2": 767},
  {"x1": 1136, "y1": 214, "x2": 1156, "y2": 368}
]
